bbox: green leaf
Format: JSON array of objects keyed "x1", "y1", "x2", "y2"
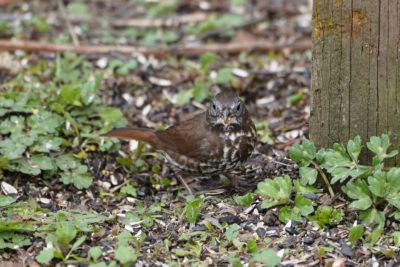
[
  {"x1": 36, "y1": 248, "x2": 55, "y2": 264},
  {"x1": 386, "y1": 167, "x2": 400, "y2": 188},
  {"x1": 32, "y1": 17, "x2": 49, "y2": 33},
  {"x1": 27, "y1": 111, "x2": 63, "y2": 134},
  {"x1": 0, "y1": 139, "x2": 27, "y2": 160},
  {"x1": 278, "y1": 206, "x2": 301, "y2": 223},
  {"x1": 251, "y1": 249, "x2": 281, "y2": 267},
  {"x1": 367, "y1": 135, "x2": 385, "y2": 154},
  {"x1": 293, "y1": 180, "x2": 321, "y2": 194},
  {"x1": 367, "y1": 171, "x2": 386, "y2": 197},
  {"x1": 0, "y1": 219, "x2": 34, "y2": 232},
  {"x1": 0, "y1": 116, "x2": 26, "y2": 134},
  {"x1": 117, "y1": 231, "x2": 133, "y2": 247},
  {"x1": 347, "y1": 136, "x2": 362, "y2": 162},
  {"x1": 225, "y1": 224, "x2": 240, "y2": 242},
  {"x1": 217, "y1": 68, "x2": 233, "y2": 85},
  {"x1": 70, "y1": 235, "x2": 86, "y2": 254},
  {"x1": 0, "y1": 195, "x2": 16, "y2": 207},
  {"x1": 55, "y1": 222, "x2": 77, "y2": 246},
  {"x1": 367, "y1": 134, "x2": 398, "y2": 165},
  {"x1": 115, "y1": 246, "x2": 137, "y2": 264},
  {"x1": 342, "y1": 180, "x2": 372, "y2": 210},
  {"x1": 88, "y1": 246, "x2": 103, "y2": 261},
  {"x1": 176, "y1": 89, "x2": 193, "y2": 106},
  {"x1": 233, "y1": 192, "x2": 254, "y2": 206},
  {"x1": 392, "y1": 232, "x2": 400, "y2": 247},
  {"x1": 294, "y1": 196, "x2": 314, "y2": 216},
  {"x1": 81, "y1": 78, "x2": 99, "y2": 105},
  {"x1": 318, "y1": 144, "x2": 369, "y2": 184},
  {"x1": 184, "y1": 196, "x2": 204, "y2": 224},
  {"x1": 0, "y1": 232, "x2": 31, "y2": 249},
  {"x1": 115, "y1": 60, "x2": 138, "y2": 76},
  {"x1": 60, "y1": 85, "x2": 82, "y2": 106},
  {"x1": 349, "y1": 225, "x2": 364, "y2": 245},
  {"x1": 257, "y1": 176, "x2": 291, "y2": 209},
  {"x1": 55, "y1": 154, "x2": 79, "y2": 171},
  {"x1": 179, "y1": 231, "x2": 208, "y2": 241},
  {"x1": 70, "y1": 212, "x2": 106, "y2": 232},
  {"x1": 31, "y1": 155, "x2": 54, "y2": 171},
  {"x1": 100, "y1": 107, "x2": 127, "y2": 128},
  {"x1": 60, "y1": 169, "x2": 92, "y2": 189},
  {"x1": 310, "y1": 206, "x2": 343, "y2": 228},
  {"x1": 365, "y1": 225, "x2": 383, "y2": 246},
  {"x1": 200, "y1": 52, "x2": 219, "y2": 71},
  {"x1": 225, "y1": 224, "x2": 242, "y2": 248},
  {"x1": 391, "y1": 211, "x2": 400, "y2": 220},
  {"x1": 68, "y1": 2, "x2": 91, "y2": 18},
  {"x1": 288, "y1": 92, "x2": 304, "y2": 106},
  {"x1": 289, "y1": 139, "x2": 316, "y2": 167},
  {"x1": 192, "y1": 81, "x2": 210, "y2": 103},
  {"x1": 120, "y1": 184, "x2": 137, "y2": 198},
  {"x1": 17, "y1": 159, "x2": 41, "y2": 175},
  {"x1": 299, "y1": 166, "x2": 318, "y2": 185},
  {"x1": 360, "y1": 208, "x2": 385, "y2": 226},
  {"x1": 31, "y1": 137, "x2": 63, "y2": 153},
  {"x1": 228, "y1": 254, "x2": 243, "y2": 267},
  {"x1": 143, "y1": 214, "x2": 154, "y2": 228},
  {"x1": 247, "y1": 239, "x2": 257, "y2": 253},
  {"x1": 0, "y1": 156, "x2": 9, "y2": 170},
  {"x1": 89, "y1": 263, "x2": 107, "y2": 267}
]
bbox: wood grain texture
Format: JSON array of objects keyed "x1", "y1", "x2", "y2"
[{"x1": 311, "y1": 0, "x2": 400, "y2": 164}]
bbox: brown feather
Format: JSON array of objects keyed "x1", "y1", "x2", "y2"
[{"x1": 103, "y1": 128, "x2": 160, "y2": 148}]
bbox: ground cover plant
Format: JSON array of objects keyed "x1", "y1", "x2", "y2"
[{"x1": 0, "y1": 1, "x2": 399, "y2": 266}]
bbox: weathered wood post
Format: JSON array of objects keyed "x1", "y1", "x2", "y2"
[{"x1": 310, "y1": 0, "x2": 400, "y2": 164}]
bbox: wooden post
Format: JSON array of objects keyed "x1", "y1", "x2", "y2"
[{"x1": 310, "y1": 0, "x2": 400, "y2": 164}]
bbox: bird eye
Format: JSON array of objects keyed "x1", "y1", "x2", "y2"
[
  {"x1": 235, "y1": 103, "x2": 242, "y2": 114},
  {"x1": 212, "y1": 103, "x2": 217, "y2": 110}
]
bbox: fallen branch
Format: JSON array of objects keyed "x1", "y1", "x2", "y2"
[
  {"x1": 0, "y1": 39, "x2": 312, "y2": 57},
  {"x1": 112, "y1": 12, "x2": 209, "y2": 28}
]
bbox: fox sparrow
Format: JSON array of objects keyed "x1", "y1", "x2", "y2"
[{"x1": 104, "y1": 90, "x2": 257, "y2": 193}]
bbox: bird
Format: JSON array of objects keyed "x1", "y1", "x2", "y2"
[{"x1": 104, "y1": 90, "x2": 257, "y2": 194}]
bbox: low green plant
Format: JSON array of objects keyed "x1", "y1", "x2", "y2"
[
  {"x1": 187, "y1": 14, "x2": 244, "y2": 36},
  {"x1": 0, "y1": 54, "x2": 126, "y2": 189},
  {"x1": 184, "y1": 195, "x2": 205, "y2": 224},
  {"x1": 257, "y1": 134, "x2": 400, "y2": 246},
  {"x1": 0, "y1": 197, "x2": 106, "y2": 264},
  {"x1": 290, "y1": 134, "x2": 400, "y2": 244},
  {"x1": 257, "y1": 176, "x2": 320, "y2": 223}
]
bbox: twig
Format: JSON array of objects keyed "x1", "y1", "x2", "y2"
[
  {"x1": 112, "y1": 12, "x2": 209, "y2": 28},
  {"x1": 0, "y1": 39, "x2": 311, "y2": 56},
  {"x1": 57, "y1": 0, "x2": 80, "y2": 46},
  {"x1": 311, "y1": 161, "x2": 335, "y2": 198}
]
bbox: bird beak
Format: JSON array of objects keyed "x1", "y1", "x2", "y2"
[{"x1": 222, "y1": 110, "x2": 231, "y2": 125}]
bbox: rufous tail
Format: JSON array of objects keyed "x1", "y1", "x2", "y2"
[{"x1": 103, "y1": 128, "x2": 160, "y2": 148}]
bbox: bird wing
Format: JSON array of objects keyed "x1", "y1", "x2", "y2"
[{"x1": 155, "y1": 113, "x2": 219, "y2": 160}]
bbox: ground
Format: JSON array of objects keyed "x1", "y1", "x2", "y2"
[{"x1": 0, "y1": 1, "x2": 399, "y2": 266}]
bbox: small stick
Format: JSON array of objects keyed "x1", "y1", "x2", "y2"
[
  {"x1": 0, "y1": 39, "x2": 312, "y2": 56},
  {"x1": 57, "y1": 0, "x2": 80, "y2": 46},
  {"x1": 112, "y1": 12, "x2": 209, "y2": 28},
  {"x1": 176, "y1": 173, "x2": 193, "y2": 195}
]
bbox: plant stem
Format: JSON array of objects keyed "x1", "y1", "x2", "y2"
[{"x1": 311, "y1": 161, "x2": 335, "y2": 198}]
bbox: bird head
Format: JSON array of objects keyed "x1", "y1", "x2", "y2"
[{"x1": 206, "y1": 91, "x2": 248, "y2": 132}]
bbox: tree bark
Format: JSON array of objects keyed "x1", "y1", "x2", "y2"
[{"x1": 310, "y1": 0, "x2": 400, "y2": 164}]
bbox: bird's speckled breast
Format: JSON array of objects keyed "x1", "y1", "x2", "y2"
[{"x1": 163, "y1": 126, "x2": 256, "y2": 176}]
